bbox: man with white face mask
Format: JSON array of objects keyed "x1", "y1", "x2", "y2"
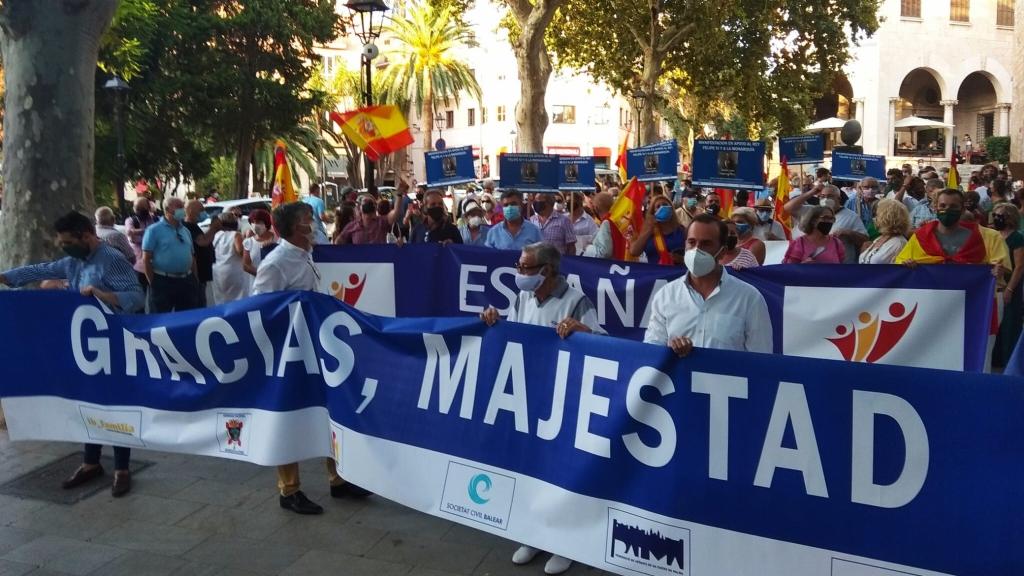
[
  {"x1": 644, "y1": 214, "x2": 772, "y2": 356},
  {"x1": 480, "y1": 241, "x2": 604, "y2": 575},
  {"x1": 783, "y1": 182, "x2": 867, "y2": 242}
]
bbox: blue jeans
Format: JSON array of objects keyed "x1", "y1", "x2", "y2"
[{"x1": 83, "y1": 444, "x2": 130, "y2": 470}]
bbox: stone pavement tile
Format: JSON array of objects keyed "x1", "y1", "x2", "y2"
[
  {"x1": 1, "y1": 535, "x2": 125, "y2": 576},
  {"x1": 168, "y1": 562, "x2": 263, "y2": 576},
  {"x1": 440, "y1": 523, "x2": 516, "y2": 550},
  {"x1": 408, "y1": 568, "x2": 466, "y2": 576},
  {"x1": 346, "y1": 500, "x2": 457, "y2": 540},
  {"x1": 365, "y1": 534, "x2": 490, "y2": 575},
  {"x1": 171, "y1": 479, "x2": 268, "y2": 509},
  {"x1": 0, "y1": 496, "x2": 48, "y2": 527},
  {"x1": 0, "y1": 559, "x2": 35, "y2": 576},
  {"x1": 0, "y1": 451, "x2": 67, "y2": 485},
  {"x1": 279, "y1": 549, "x2": 412, "y2": 576},
  {"x1": 127, "y1": 471, "x2": 200, "y2": 498},
  {"x1": 159, "y1": 457, "x2": 264, "y2": 484},
  {"x1": 471, "y1": 548, "x2": 611, "y2": 576},
  {"x1": 94, "y1": 520, "x2": 209, "y2": 556},
  {"x1": 74, "y1": 492, "x2": 206, "y2": 526},
  {"x1": 84, "y1": 551, "x2": 186, "y2": 576},
  {"x1": 6, "y1": 503, "x2": 122, "y2": 540},
  {"x1": 174, "y1": 503, "x2": 293, "y2": 541},
  {"x1": 0, "y1": 528, "x2": 42, "y2": 556},
  {"x1": 183, "y1": 536, "x2": 307, "y2": 575},
  {"x1": 269, "y1": 515, "x2": 387, "y2": 556}
]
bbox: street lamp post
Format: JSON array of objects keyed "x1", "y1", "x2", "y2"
[
  {"x1": 345, "y1": 0, "x2": 389, "y2": 191},
  {"x1": 104, "y1": 75, "x2": 130, "y2": 218},
  {"x1": 629, "y1": 89, "x2": 647, "y2": 148},
  {"x1": 434, "y1": 112, "x2": 447, "y2": 149}
]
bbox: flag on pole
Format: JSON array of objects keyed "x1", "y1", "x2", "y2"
[
  {"x1": 271, "y1": 140, "x2": 297, "y2": 208},
  {"x1": 607, "y1": 177, "x2": 644, "y2": 260},
  {"x1": 775, "y1": 157, "x2": 793, "y2": 239},
  {"x1": 616, "y1": 130, "x2": 630, "y2": 183},
  {"x1": 330, "y1": 105, "x2": 414, "y2": 162},
  {"x1": 948, "y1": 152, "x2": 961, "y2": 190}
]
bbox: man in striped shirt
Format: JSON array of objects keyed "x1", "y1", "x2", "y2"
[
  {"x1": 0, "y1": 210, "x2": 143, "y2": 496},
  {"x1": 529, "y1": 193, "x2": 576, "y2": 255}
]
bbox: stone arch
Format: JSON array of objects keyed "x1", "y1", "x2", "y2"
[{"x1": 813, "y1": 74, "x2": 856, "y2": 121}]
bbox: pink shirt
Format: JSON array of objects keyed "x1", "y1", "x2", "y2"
[{"x1": 782, "y1": 235, "x2": 846, "y2": 264}]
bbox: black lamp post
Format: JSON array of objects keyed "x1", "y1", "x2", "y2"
[
  {"x1": 434, "y1": 111, "x2": 447, "y2": 148},
  {"x1": 104, "y1": 75, "x2": 130, "y2": 217},
  {"x1": 629, "y1": 89, "x2": 647, "y2": 148},
  {"x1": 345, "y1": 0, "x2": 389, "y2": 190}
]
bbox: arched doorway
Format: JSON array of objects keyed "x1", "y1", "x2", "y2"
[
  {"x1": 812, "y1": 75, "x2": 855, "y2": 150},
  {"x1": 895, "y1": 68, "x2": 945, "y2": 157},
  {"x1": 955, "y1": 72, "x2": 1000, "y2": 163}
]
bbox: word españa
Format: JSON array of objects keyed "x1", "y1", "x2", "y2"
[{"x1": 416, "y1": 334, "x2": 930, "y2": 510}]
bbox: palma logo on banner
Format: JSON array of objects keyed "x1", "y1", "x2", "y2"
[
  {"x1": 782, "y1": 287, "x2": 965, "y2": 370},
  {"x1": 317, "y1": 262, "x2": 397, "y2": 317}
]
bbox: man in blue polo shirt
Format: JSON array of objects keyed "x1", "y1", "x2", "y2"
[
  {"x1": 142, "y1": 197, "x2": 202, "y2": 312},
  {"x1": 485, "y1": 190, "x2": 542, "y2": 250}
]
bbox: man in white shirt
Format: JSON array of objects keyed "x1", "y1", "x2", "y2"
[
  {"x1": 645, "y1": 214, "x2": 772, "y2": 356},
  {"x1": 480, "y1": 241, "x2": 603, "y2": 575},
  {"x1": 253, "y1": 202, "x2": 371, "y2": 515}
]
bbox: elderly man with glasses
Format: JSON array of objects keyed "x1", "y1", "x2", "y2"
[
  {"x1": 479, "y1": 241, "x2": 604, "y2": 575},
  {"x1": 845, "y1": 176, "x2": 882, "y2": 234},
  {"x1": 142, "y1": 197, "x2": 203, "y2": 312}
]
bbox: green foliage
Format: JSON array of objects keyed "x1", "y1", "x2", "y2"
[
  {"x1": 195, "y1": 157, "x2": 236, "y2": 197},
  {"x1": 547, "y1": 0, "x2": 880, "y2": 137},
  {"x1": 986, "y1": 136, "x2": 1011, "y2": 165}
]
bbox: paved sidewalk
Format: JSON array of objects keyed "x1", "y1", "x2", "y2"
[{"x1": 0, "y1": 431, "x2": 610, "y2": 576}]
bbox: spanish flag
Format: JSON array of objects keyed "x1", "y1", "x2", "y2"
[
  {"x1": 774, "y1": 157, "x2": 793, "y2": 239},
  {"x1": 948, "y1": 152, "x2": 961, "y2": 190},
  {"x1": 330, "y1": 105, "x2": 414, "y2": 162},
  {"x1": 616, "y1": 130, "x2": 630, "y2": 183},
  {"x1": 271, "y1": 140, "x2": 297, "y2": 208},
  {"x1": 606, "y1": 177, "x2": 645, "y2": 260},
  {"x1": 894, "y1": 220, "x2": 987, "y2": 265}
]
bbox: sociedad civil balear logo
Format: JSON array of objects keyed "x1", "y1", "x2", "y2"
[
  {"x1": 468, "y1": 473, "x2": 492, "y2": 504},
  {"x1": 331, "y1": 273, "x2": 367, "y2": 306},
  {"x1": 826, "y1": 302, "x2": 917, "y2": 363}
]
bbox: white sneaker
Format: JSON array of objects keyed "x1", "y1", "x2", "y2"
[
  {"x1": 512, "y1": 545, "x2": 541, "y2": 565},
  {"x1": 544, "y1": 555, "x2": 573, "y2": 575}
]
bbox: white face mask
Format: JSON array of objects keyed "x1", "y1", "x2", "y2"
[
  {"x1": 252, "y1": 223, "x2": 267, "y2": 236},
  {"x1": 684, "y1": 248, "x2": 719, "y2": 278},
  {"x1": 821, "y1": 198, "x2": 837, "y2": 210},
  {"x1": 482, "y1": 201, "x2": 494, "y2": 211},
  {"x1": 554, "y1": 202, "x2": 565, "y2": 213},
  {"x1": 468, "y1": 216, "x2": 484, "y2": 228},
  {"x1": 515, "y1": 272, "x2": 545, "y2": 292}
]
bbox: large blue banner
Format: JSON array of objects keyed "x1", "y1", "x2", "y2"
[
  {"x1": 691, "y1": 139, "x2": 766, "y2": 190},
  {"x1": 559, "y1": 156, "x2": 596, "y2": 191},
  {"x1": 778, "y1": 135, "x2": 825, "y2": 165},
  {"x1": 426, "y1": 146, "x2": 477, "y2": 187},
  {"x1": 314, "y1": 244, "x2": 994, "y2": 372},
  {"x1": 0, "y1": 290, "x2": 1022, "y2": 576},
  {"x1": 626, "y1": 140, "x2": 679, "y2": 182},
  {"x1": 831, "y1": 152, "x2": 887, "y2": 181},
  {"x1": 499, "y1": 153, "x2": 560, "y2": 193}
]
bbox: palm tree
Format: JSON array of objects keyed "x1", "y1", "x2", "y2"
[{"x1": 379, "y1": 2, "x2": 482, "y2": 152}]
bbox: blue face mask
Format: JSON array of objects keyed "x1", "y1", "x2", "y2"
[
  {"x1": 735, "y1": 222, "x2": 751, "y2": 235},
  {"x1": 503, "y1": 205, "x2": 521, "y2": 221},
  {"x1": 198, "y1": 212, "x2": 210, "y2": 223},
  {"x1": 685, "y1": 198, "x2": 698, "y2": 210},
  {"x1": 173, "y1": 208, "x2": 186, "y2": 221},
  {"x1": 654, "y1": 205, "x2": 674, "y2": 222}
]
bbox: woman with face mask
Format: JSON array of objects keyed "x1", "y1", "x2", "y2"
[
  {"x1": 718, "y1": 220, "x2": 761, "y2": 270},
  {"x1": 992, "y1": 203, "x2": 1024, "y2": 369},
  {"x1": 730, "y1": 208, "x2": 766, "y2": 264},
  {"x1": 629, "y1": 194, "x2": 685, "y2": 265},
  {"x1": 242, "y1": 209, "x2": 278, "y2": 277},
  {"x1": 782, "y1": 206, "x2": 845, "y2": 264},
  {"x1": 211, "y1": 211, "x2": 253, "y2": 304}
]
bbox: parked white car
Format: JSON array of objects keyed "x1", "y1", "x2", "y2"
[{"x1": 199, "y1": 197, "x2": 272, "y2": 234}]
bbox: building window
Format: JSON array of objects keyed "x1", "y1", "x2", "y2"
[
  {"x1": 467, "y1": 108, "x2": 476, "y2": 127},
  {"x1": 446, "y1": 110, "x2": 455, "y2": 128},
  {"x1": 901, "y1": 0, "x2": 920, "y2": 17},
  {"x1": 482, "y1": 107, "x2": 488, "y2": 124},
  {"x1": 619, "y1": 108, "x2": 632, "y2": 128},
  {"x1": 496, "y1": 105, "x2": 506, "y2": 122},
  {"x1": 997, "y1": 0, "x2": 1014, "y2": 26},
  {"x1": 950, "y1": 0, "x2": 969, "y2": 22},
  {"x1": 978, "y1": 112, "x2": 995, "y2": 140},
  {"x1": 552, "y1": 105, "x2": 576, "y2": 124}
]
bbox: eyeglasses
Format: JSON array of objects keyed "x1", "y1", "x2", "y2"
[{"x1": 515, "y1": 262, "x2": 543, "y2": 273}]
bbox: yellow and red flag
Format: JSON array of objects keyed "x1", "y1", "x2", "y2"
[
  {"x1": 271, "y1": 140, "x2": 297, "y2": 208},
  {"x1": 948, "y1": 152, "x2": 961, "y2": 190},
  {"x1": 330, "y1": 105, "x2": 414, "y2": 162},
  {"x1": 606, "y1": 177, "x2": 645, "y2": 260},
  {"x1": 774, "y1": 157, "x2": 793, "y2": 239},
  {"x1": 616, "y1": 130, "x2": 630, "y2": 183}
]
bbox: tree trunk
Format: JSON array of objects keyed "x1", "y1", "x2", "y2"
[
  {"x1": 0, "y1": 0, "x2": 117, "y2": 272},
  {"x1": 639, "y1": 48, "x2": 661, "y2": 146},
  {"x1": 234, "y1": 132, "x2": 253, "y2": 199},
  {"x1": 513, "y1": 25, "x2": 551, "y2": 153},
  {"x1": 422, "y1": 90, "x2": 434, "y2": 152}
]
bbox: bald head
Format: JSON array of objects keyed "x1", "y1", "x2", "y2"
[
  {"x1": 95, "y1": 206, "x2": 116, "y2": 227},
  {"x1": 133, "y1": 198, "x2": 150, "y2": 212},
  {"x1": 592, "y1": 192, "x2": 614, "y2": 216},
  {"x1": 185, "y1": 199, "x2": 205, "y2": 222}
]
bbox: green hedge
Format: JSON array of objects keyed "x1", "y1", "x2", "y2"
[{"x1": 985, "y1": 136, "x2": 1010, "y2": 164}]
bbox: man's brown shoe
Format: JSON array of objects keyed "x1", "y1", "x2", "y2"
[
  {"x1": 111, "y1": 471, "x2": 131, "y2": 498},
  {"x1": 61, "y1": 465, "x2": 104, "y2": 490}
]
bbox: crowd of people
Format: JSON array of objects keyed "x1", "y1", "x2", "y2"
[{"x1": 0, "y1": 158, "x2": 1021, "y2": 575}]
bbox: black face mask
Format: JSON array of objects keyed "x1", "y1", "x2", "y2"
[
  {"x1": 816, "y1": 221, "x2": 834, "y2": 235},
  {"x1": 361, "y1": 202, "x2": 376, "y2": 215},
  {"x1": 992, "y1": 213, "x2": 1008, "y2": 230},
  {"x1": 725, "y1": 235, "x2": 738, "y2": 250},
  {"x1": 706, "y1": 203, "x2": 721, "y2": 215},
  {"x1": 426, "y1": 206, "x2": 445, "y2": 222}
]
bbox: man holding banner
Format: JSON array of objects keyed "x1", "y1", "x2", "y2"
[{"x1": 644, "y1": 214, "x2": 772, "y2": 356}]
